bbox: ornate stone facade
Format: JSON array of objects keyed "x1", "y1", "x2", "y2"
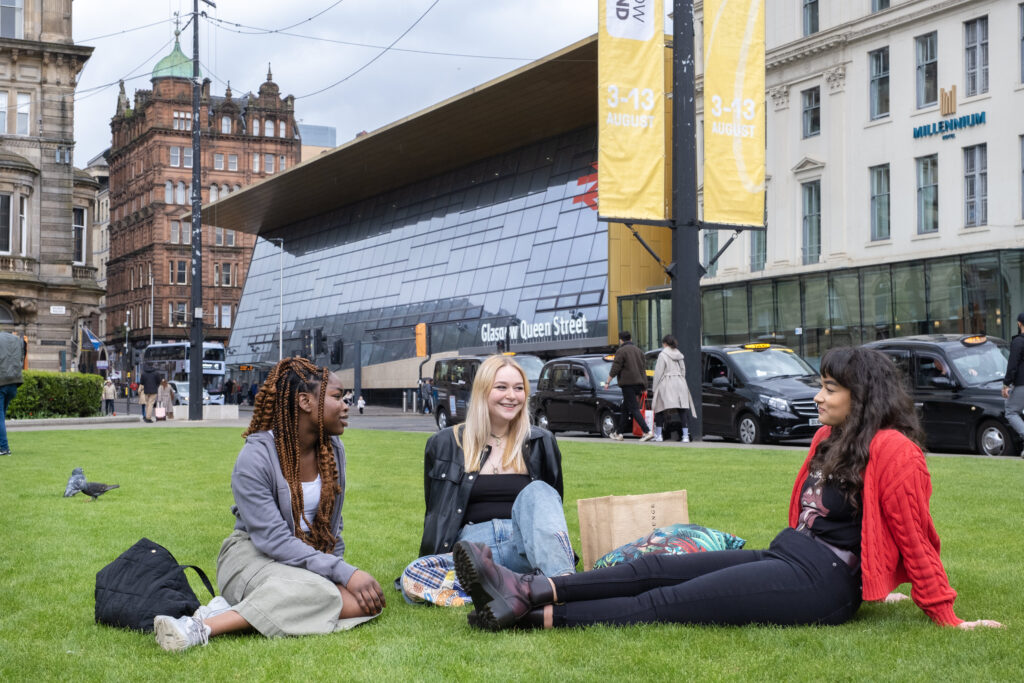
[
  {"x1": 0, "y1": 0, "x2": 98, "y2": 370},
  {"x1": 105, "y1": 40, "x2": 299, "y2": 373}
]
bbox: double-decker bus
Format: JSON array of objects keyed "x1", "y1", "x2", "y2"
[{"x1": 140, "y1": 341, "x2": 227, "y2": 404}]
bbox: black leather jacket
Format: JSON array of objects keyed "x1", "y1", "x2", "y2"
[{"x1": 418, "y1": 425, "x2": 564, "y2": 557}]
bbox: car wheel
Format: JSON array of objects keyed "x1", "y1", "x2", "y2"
[
  {"x1": 976, "y1": 419, "x2": 1014, "y2": 456},
  {"x1": 599, "y1": 410, "x2": 617, "y2": 439},
  {"x1": 737, "y1": 413, "x2": 763, "y2": 445},
  {"x1": 535, "y1": 410, "x2": 550, "y2": 431},
  {"x1": 436, "y1": 408, "x2": 450, "y2": 431}
]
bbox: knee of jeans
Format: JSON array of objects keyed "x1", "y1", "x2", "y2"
[{"x1": 513, "y1": 480, "x2": 560, "y2": 509}]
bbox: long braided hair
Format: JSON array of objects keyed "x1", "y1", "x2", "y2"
[
  {"x1": 242, "y1": 357, "x2": 342, "y2": 552},
  {"x1": 811, "y1": 346, "x2": 924, "y2": 510}
]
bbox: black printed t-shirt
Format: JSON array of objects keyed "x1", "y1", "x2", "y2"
[{"x1": 797, "y1": 470, "x2": 862, "y2": 554}]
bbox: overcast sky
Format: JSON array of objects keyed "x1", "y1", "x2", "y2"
[{"x1": 71, "y1": 0, "x2": 600, "y2": 164}]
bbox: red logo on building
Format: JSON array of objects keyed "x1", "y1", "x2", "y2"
[{"x1": 573, "y1": 163, "x2": 598, "y2": 211}]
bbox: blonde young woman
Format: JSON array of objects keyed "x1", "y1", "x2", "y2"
[{"x1": 400, "y1": 355, "x2": 575, "y2": 606}]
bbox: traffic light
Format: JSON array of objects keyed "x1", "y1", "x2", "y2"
[
  {"x1": 330, "y1": 338, "x2": 344, "y2": 365},
  {"x1": 314, "y1": 328, "x2": 327, "y2": 357},
  {"x1": 301, "y1": 329, "x2": 312, "y2": 359},
  {"x1": 415, "y1": 322, "x2": 428, "y2": 357}
]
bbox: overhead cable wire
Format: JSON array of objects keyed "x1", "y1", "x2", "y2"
[
  {"x1": 74, "y1": 37, "x2": 175, "y2": 102},
  {"x1": 76, "y1": 17, "x2": 175, "y2": 43}
]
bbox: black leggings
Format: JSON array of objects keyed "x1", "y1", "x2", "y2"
[
  {"x1": 618, "y1": 384, "x2": 649, "y2": 434},
  {"x1": 550, "y1": 528, "x2": 861, "y2": 627}
]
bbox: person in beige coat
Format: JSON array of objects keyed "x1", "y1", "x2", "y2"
[{"x1": 652, "y1": 335, "x2": 695, "y2": 442}]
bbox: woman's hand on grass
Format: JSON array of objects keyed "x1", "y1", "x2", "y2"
[
  {"x1": 347, "y1": 570, "x2": 386, "y2": 615},
  {"x1": 956, "y1": 619, "x2": 1003, "y2": 630}
]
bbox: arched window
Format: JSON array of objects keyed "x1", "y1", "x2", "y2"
[
  {"x1": 175, "y1": 181, "x2": 185, "y2": 205},
  {"x1": 186, "y1": 183, "x2": 192, "y2": 205},
  {"x1": 210, "y1": 185, "x2": 218, "y2": 202},
  {"x1": 221, "y1": 115, "x2": 231, "y2": 134},
  {"x1": 221, "y1": 184, "x2": 230, "y2": 196},
  {"x1": 252, "y1": 118, "x2": 259, "y2": 135},
  {"x1": 264, "y1": 119, "x2": 274, "y2": 137},
  {"x1": 279, "y1": 121, "x2": 286, "y2": 138},
  {"x1": 164, "y1": 180, "x2": 173, "y2": 204},
  {"x1": 233, "y1": 184, "x2": 241, "y2": 193}
]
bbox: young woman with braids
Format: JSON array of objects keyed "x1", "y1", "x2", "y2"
[
  {"x1": 153, "y1": 357, "x2": 385, "y2": 652},
  {"x1": 455, "y1": 346, "x2": 1003, "y2": 631},
  {"x1": 399, "y1": 354, "x2": 575, "y2": 607}
]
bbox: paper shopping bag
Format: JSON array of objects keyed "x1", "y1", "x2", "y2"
[{"x1": 577, "y1": 490, "x2": 689, "y2": 570}]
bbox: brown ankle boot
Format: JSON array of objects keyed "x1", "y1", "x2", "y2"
[{"x1": 454, "y1": 541, "x2": 554, "y2": 631}]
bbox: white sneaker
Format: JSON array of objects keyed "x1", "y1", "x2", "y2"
[
  {"x1": 193, "y1": 596, "x2": 231, "y2": 621},
  {"x1": 609, "y1": 432, "x2": 624, "y2": 441},
  {"x1": 639, "y1": 432, "x2": 655, "y2": 442},
  {"x1": 154, "y1": 614, "x2": 211, "y2": 652},
  {"x1": 682, "y1": 435, "x2": 691, "y2": 443},
  {"x1": 653, "y1": 435, "x2": 663, "y2": 442}
]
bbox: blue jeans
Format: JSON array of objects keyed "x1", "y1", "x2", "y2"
[
  {"x1": 1005, "y1": 386, "x2": 1024, "y2": 445},
  {"x1": 401, "y1": 481, "x2": 576, "y2": 605},
  {"x1": 0, "y1": 384, "x2": 17, "y2": 451}
]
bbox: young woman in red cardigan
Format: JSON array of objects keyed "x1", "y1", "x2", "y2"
[{"x1": 454, "y1": 346, "x2": 1002, "y2": 631}]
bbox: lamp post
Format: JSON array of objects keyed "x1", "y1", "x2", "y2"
[{"x1": 268, "y1": 237, "x2": 284, "y2": 362}]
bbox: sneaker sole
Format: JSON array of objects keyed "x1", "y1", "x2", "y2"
[
  {"x1": 452, "y1": 543, "x2": 512, "y2": 631},
  {"x1": 153, "y1": 616, "x2": 189, "y2": 652}
]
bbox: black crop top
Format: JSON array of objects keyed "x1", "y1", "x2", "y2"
[{"x1": 463, "y1": 474, "x2": 532, "y2": 525}]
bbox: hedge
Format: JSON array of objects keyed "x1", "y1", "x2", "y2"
[{"x1": 7, "y1": 370, "x2": 103, "y2": 419}]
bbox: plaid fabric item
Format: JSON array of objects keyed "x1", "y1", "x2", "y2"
[{"x1": 400, "y1": 553, "x2": 471, "y2": 607}]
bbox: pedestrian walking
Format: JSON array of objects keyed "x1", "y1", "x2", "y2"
[
  {"x1": 651, "y1": 335, "x2": 695, "y2": 442},
  {"x1": 0, "y1": 331, "x2": 26, "y2": 456},
  {"x1": 1001, "y1": 312, "x2": 1024, "y2": 456},
  {"x1": 102, "y1": 378, "x2": 117, "y2": 416},
  {"x1": 604, "y1": 331, "x2": 652, "y2": 441},
  {"x1": 357, "y1": 395, "x2": 366, "y2": 415},
  {"x1": 139, "y1": 364, "x2": 162, "y2": 423}
]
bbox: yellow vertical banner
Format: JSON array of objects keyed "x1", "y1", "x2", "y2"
[
  {"x1": 598, "y1": 0, "x2": 666, "y2": 221},
  {"x1": 703, "y1": 0, "x2": 765, "y2": 226}
]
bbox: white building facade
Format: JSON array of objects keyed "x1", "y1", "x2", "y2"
[{"x1": 620, "y1": 0, "x2": 1024, "y2": 364}]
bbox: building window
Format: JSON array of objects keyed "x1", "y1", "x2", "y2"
[
  {"x1": 916, "y1": 154, "x2": 939, "y2": 234},
  {"x1": 164, "y1": 180, "x2": 173, "y2": 204},
  {"x1": 872, "y1": 0, "x2": 889, "y2": 11},
  {"x1": 214, "y1": 153, "x2": 224, "y2": 170},
  {"x1": 221, "y1": 183, "x2": 230, "y2": 198},
  {"x1": 0, "y1": 194, "x2": 10, "y2": 253},
  {"x1": 172, "y1": 111, "x2": 192, "y2": 130},
  {"x1": 210, "y1": 185, "x2": 218, "y2": 202},
  {"x1": 170, "y1": 220, "x2": 179, "y2": 244},
  {"x1": 915, "y1": 32, "x2": 938, "y2": 109},
  {"x1": 264, "y1": 119, "x2": 274, "y2": 137},
  {"x1": 0, "y1": 93, "x2": 6, "y2": 134},
  {"x1": 703, "y1": 230, "x2": 718, "y2": 277},
  {"x1": 801, "y1": 87, "x2": 820, "y2": 138},
  {"x1": 1021, "y1": 136, "x2": 1024, "y2": 220},
  {"x1": 221, "y1": 262, "x2": 232, "y2": 287},
  {"x1": 18, "y1": 195, "x2": 25, "y2": 256},
  {"x1": 215, "y1": 226, "x2": 223, "y2": 246},
  {"x1": 252, "y1": 153, "x2": 259, "y2": 172},
  {"x1": 225, "y1": 228, "x2": 235, "y2": 246},
  {"x1": 750, "y1": 229, "x2": 765, "y2": 272},
  {"x1": 802, "y1": 0, "x2": 818, "y2": 36},
  {"x1": 279, "y1": 121, "x2": 286, "y2": 138},
  {"x1": 221, "y1": 304, "x2": 232, "y2": 329},
  {"x1": 869, "y1": 47, "x2": 889, "y2": 120},
  {"x1": 183, "y1": 146, "x2": 193, "y2": 169},
  {"x1": 870, "y1": 164, "x2": 890, "y2": 241},
  {"x1": 964, "y1": 17, "x2": 988, "y2": 97},
  {"x1": 221, "y1": 115, "x2": 231, "y2": 134},
  {"x1": 0, "y1": 0, "x2": 24, "y2": 39},
  {"x1": 175, "y1": 181, "x2": 185, "y2": 205},
  {"x1": 279, "y1": 155, "x2": 286, "y2": 171},
  {"x1": 174, "y1": 260, "x2": 187, "y2": 285},
  {"x1": 228, "y1": 154, "x2": 238, "y2": 171},
  {"x1": 181, "y1": 222, "x2": 191, "y2": 244},
  {"x1": 170, "y1": 146, "x2": 180, "y2": 167},
  {"x1": 15, "y1": 93, "x2": 29, "y2": 135},
  {"x1": 265, "y1": 154, "x2": 275, "y2": 174},
  {"x1": 964, "y1": 144, "x2": 987, "y2": 227},
  {"x1": 171, "y1": 302, "x2": 187, "y2": 326},
  {"x1": 72, "y1": 208, "x2": 86, "y2": 264},
  {"x1": 1020, "y1": 4, "x2": 1024, "y2": 84},
  {"x1": 252, "y1": 118, "x2": 259, "y2": 135},
  {"x1": 801, "y1": 180, "x2": 821, "y2": 265}
]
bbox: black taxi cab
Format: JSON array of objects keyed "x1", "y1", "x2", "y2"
[
  {"x1": 529, "y1": 354, "x2": 625, "y2": 438},
  {"x1": 862, "y1": 334, "x2": 1016, "y2": 456},
  {"x1": 646, "y1": 342, "x2": 822, "y2": 444}
]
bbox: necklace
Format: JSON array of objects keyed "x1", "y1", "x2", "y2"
[{"x1": 488, "y1": 433, "x2": 507, "y2": 473}]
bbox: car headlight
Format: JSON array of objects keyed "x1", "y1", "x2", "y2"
[{"x1": 760, "y1": 395, "x2": 789, "y2": 412}]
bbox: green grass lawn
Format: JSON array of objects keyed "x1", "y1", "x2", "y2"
[{"x1": 0, "y1": 428, "x2": 1020, "y2": 681}]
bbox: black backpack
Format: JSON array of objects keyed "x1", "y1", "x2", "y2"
[{"x1": 95, "y1": 537, "x2": 216, "y2": 632}]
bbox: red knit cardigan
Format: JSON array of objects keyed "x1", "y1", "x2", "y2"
[{"x1": 788, "y1": 427, "x2": 962, "y2": 626}]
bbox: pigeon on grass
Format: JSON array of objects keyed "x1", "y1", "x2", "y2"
[
  {"x1": 64, "y1": 467, "x2": 86, "y2": 497},
  {"x1": 79, "y1": 482, "x2": 120, "y2": 502}
]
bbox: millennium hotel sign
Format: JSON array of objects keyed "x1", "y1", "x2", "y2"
[{"x1": 912, "y1": 85, "x2": 986, "y2": 140}]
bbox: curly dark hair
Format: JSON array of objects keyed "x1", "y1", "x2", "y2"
[
  {"x1": 243, "y1": 357, "x2": 342, "y2": 553},
  {"x1": 810, "y1": 346, "x2": 924, "y2": 507}
]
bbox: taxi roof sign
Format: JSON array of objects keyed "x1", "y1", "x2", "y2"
[
  {"x1": 960, "y1": 335, "x2": 987, "y2": 345},
  {"x1": 742, "y1": 343, "x2": 772, "y2": 350}
]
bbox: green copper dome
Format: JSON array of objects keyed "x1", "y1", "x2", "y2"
[{"x1": 152, "y1": 37, "x2": 197, "y2": 81}]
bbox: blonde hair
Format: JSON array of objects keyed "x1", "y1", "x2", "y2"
[{"x1": 456, "y1": 355, "x2": 531, "y2": 473}]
